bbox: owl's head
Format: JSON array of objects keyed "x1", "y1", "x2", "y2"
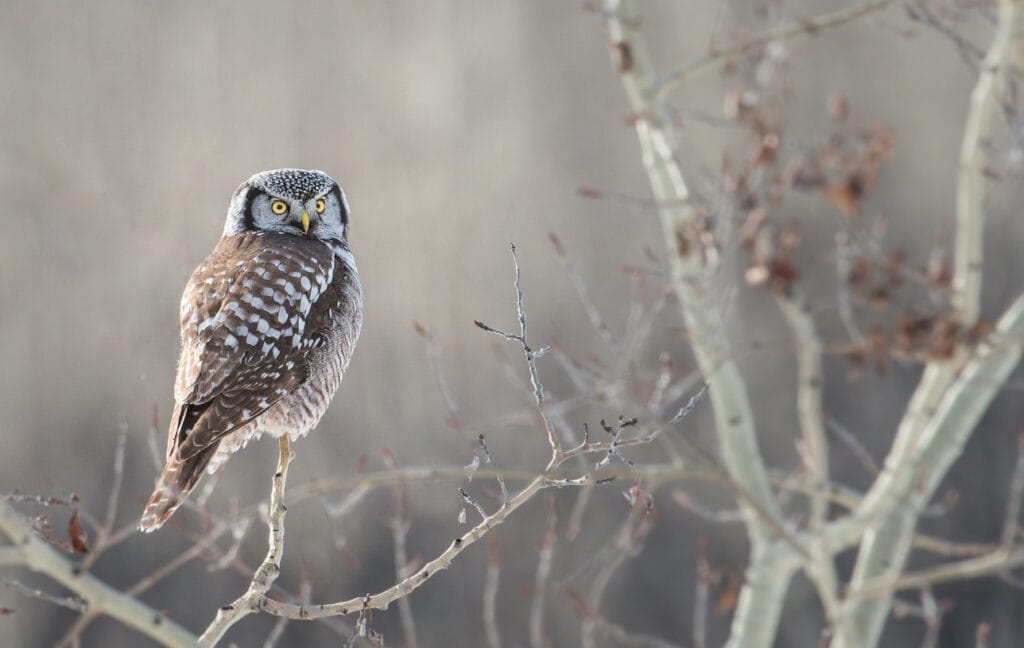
[{"x1": 223, "y1": 169, "x2": 350, "y2": 242}]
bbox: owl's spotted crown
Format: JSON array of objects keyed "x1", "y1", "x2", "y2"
[{"x1": 246, "y1": 168, "x2": 337, "y2": 201}]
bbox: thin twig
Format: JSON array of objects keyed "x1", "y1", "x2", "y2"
[
  {"x1": 389, "y1": 477, "x2": 418, "y2": 648},
  {"x1": 580, "y1": 488, "x2": 655, "y2": 648},
  {"x1": 1, "y1": 577, "x2": 88, "y2": 613},
  {"x1": 692, "y1": 538, "x2": 714, "y2": 648},
  {"x1": 414, "y1": 322, "x2": 464, "y2": 428},
  {"x1": 656, "y1": 0, "x2": 895, "y2": 94},
  {"x1": 825, "y1": 416, "x2": 880, "y2": 476},
  {"x1": 775, "y1": 294, "x2": 840, "y2": 627},
  {"x1": 549, "y1": 233, "x2": 620, "y2": 349},
  {"x1": 483, "y1": 534, "x2": 502, "y2": 648},
  {"x1": 475, "y1": 243, "x2": 560, "y2": 454},
  {"x1": 850, "y1": 546, "x2": 1024, "y2": 600},
  {"x1": 1001, "y1": 430, "x2": 1024, "y2": 547},
  {"x1": 478, "y1": 434, "x2": 509, "y2": 505},
  {"x1": 529, "y1": 495, "x2": 558, "y2": 648}
]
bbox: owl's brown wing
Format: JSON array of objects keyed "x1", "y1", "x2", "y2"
[{"x1": 169, "y1": 232, "x2": 337, "y2": 461}]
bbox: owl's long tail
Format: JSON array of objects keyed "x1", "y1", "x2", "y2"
[{"x1": 138, "y1": 443, "x2": 219, "y2": 533}]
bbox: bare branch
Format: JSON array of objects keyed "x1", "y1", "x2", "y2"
[
  {"x1": 549, "y1": 233, "x2": 620, "y2": 349},
  {"x1": 850, "y1": 546, "x2": 1024, "y2": 599},
  {"x1": 835, "y1": 294, "x2": 1024, "y2": 645},
  {"x1": 1002, "y1": 431, "x2": 1024, "y2": 547},
  {"x1": 825, "y1": 416, "x2": 880, "y2": 476},
  {"x1": 413, "y1": 322, "x2": 464, "y2": 428},
  {"x1": 388, "y1": 477, "x2": 418, "y2": 648},
  {"x1": 0, "y1": 501, "x2": 200, "y2": 647},
  {"x1": 483, "y1": 535, "x2": 502, "y2": 648},
  {"x1": 248, "y1": 457, "x2": 562, "y2": 621},
  {"x1": 199, "y1": 435, "x2": 295, "y2": 645},
  {"x1": 672, "y1": 490, "x2": 743, "y2": 524},
  {"x1": 475, "y1": 243, "x2": 560, "y2": 453},
  {"x1": 1, "y1": 577, "x2": 88, "y2": 613},
  {"x1": 601, "y1": 9, "x2": 783, "y2": 612},
  {"x1": 953, "y1": 0, "x2": 1021, "y2": 326},
  {"x1": 693, "y1": 539, "x2": 713, "y2": 648},
  {"x1": 834, "y1": 0, "x2": 1024, "y2": 636},
  {"x1": 775, "y1": 294, "x2": 840, "y2": 628},
  {"x1": 478, "y1": 434, "x2": 509, "y2": 505},
  {"x1": 668, "y1": 382, "x2": 708, "y2": 424},
  {"x1": 580, "y1": 488, "x2": 655, "y2": 648},
  {"x1": 656, "y1": 0, "x2": 895, "y2": 94},
  {"x1": 529, "y1": 495, "x2": 558, "y2": 648}
]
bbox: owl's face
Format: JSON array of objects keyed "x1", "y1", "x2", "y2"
[{"x1": 223, "y1": 169, "x2": 350, "y2": 243}]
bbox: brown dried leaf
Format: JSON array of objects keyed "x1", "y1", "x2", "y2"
[
  {"x1": 353, "y1": 453, "x2": 369, "y2": 474},
  {"x1": 610, "y1": 41, "x2": 633, "y2": 73},
  {"x1": 895, "y1": 313, "x2": 933, "y2": 352},
  {"x1": 824, "y1": 175, "x2": 864, "y2": 217},
  {"x1": 928, "y1": 318, "x2": 960, "y2": 359},
  {"x1": 548, "y1": 232, "x2": 565, "y2": 255},
  {"x1": 68, "y1": 509, "x2": 89, "y2": 554},
  {"x1": 715, "y1": 571, "x2": 742, "y2": 616},
  {"x1": 847, "y1": 256, "x2": 871, "y2": 290}
]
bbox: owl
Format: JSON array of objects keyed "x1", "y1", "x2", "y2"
[{"x1": 139, "y1": 169, "x2": 363, "y2": 532}]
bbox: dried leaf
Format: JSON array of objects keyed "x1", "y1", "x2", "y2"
[
  {"x1": 824, "y1": 175, "x2": 864, "y2": 217},
  {"x1": 354, "y1": 453, "x2": 369, "y2": 474},
  {"x1": 715, "y1": 571, "x2": 742, "y2": 615},
  {"x1": 576, "y1": 186, "x2": 604, "y2": 201},
  {"x1": 68, "y1": 509, "x2": 89, "y2": 554}
]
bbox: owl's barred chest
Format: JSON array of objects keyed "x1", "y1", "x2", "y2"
[
  {"x1": 261, "y1": 242, "x2": 362, "y2": 427},
  {"x1": 262, "y1": 261, "x2": 361, "y2": 439}
]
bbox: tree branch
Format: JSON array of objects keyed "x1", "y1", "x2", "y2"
[
  {"x1": 833, "y1": 1, "x2": 1024, "y2": 641},
  {"x1": 600, "y1": 2, "x2": 788, "y2": 645},
  {"x1": 0, "y1": 501, "x2": 200, "y2": 647},
  {"x1": 953, "y1": 0, "x2": 1021, "y2": 326},
  {"x1": 775, "y1": 295, "x2": 840, "y2": 629},
  {"x1": 835, "y1": 294, "x2": 1024, "y2": 646},
  {"x1": 199, "y1": 435, "x2": 294, "y2": 646},
  {"x1": 655, "y1": 0, "x2": 895, "y2": 95}
]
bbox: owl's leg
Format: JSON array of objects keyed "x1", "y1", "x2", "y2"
[{"x1": 139, "y1": 441, "x2": 221, "y2": 532}]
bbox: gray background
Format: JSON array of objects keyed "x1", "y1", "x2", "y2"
[{"x1": 1, "y1": 1, "x2": 1022, "y2": 646}]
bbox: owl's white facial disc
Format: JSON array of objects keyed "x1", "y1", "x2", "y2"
[{"x1": 222, "y1": 169, "x2": 350, "y2": 243}]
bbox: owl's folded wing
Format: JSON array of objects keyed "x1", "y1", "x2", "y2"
[{"x1": 167, "y1": 233, "x2": 335, "y2": 460}]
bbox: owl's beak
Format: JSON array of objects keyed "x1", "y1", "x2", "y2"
[{"x1": 301, "y1": 212, "x2": 311, "y2": 234}]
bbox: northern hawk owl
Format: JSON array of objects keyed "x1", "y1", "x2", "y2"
[{"x1": 140, "y1": 169, "x2": 363, "y2": 532}]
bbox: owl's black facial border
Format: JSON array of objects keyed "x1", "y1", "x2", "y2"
[{"x1": 240, "y1": 186, "x2": 260, "y2": 232}]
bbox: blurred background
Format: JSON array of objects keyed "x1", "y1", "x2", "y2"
[{"x1": 1, "y1": 1, "x2": 1023, "y2": 646}]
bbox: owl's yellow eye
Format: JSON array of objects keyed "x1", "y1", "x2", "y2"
[
  {"x1": 270, "y1": 200, "x2": 288, "y2": 215},
  {"x1": 316, "y1": 199, "x2": 326, "y2": 214}
]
